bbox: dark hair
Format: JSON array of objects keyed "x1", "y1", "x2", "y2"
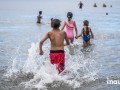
[
  {"x1": 51, "y1": 18, "x2": 53, "y2": 21},
  {"x1": 83, "y1": 20, "x2": 89, "y2": 35},
  {"x1": 67, "y1": 12, "x2": 73, "y2": 21},
  {"x1": 39, "y1": 11, "x2": 42, "y2": 15},
  {"x1": 51, "y1": 19, "x2": 61, "y2": 29},
  {"x1": 83, "y1": 20, "x2": 89, "y2": 26}
]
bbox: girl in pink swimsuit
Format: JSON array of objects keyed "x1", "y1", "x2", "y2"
[{"x1": 61, "y1": 12, "x2": 78, "y2": 43}]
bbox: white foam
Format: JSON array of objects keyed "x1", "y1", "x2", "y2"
[{"x1": 7, "y1": 42, "x2": 100, "y2": 89}]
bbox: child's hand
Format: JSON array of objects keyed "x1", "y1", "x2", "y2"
[
  {"x1": 39, "y1": 50, "x2": 44, "y2": 55},
  {"x1": 75, "y1": 36, "x2": 78, "y2": 39},
  {"x1": 90, "y1": 35, "x2": 94, "y2": 39}
]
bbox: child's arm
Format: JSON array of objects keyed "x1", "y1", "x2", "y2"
[
  {"x1": 39, "y1": 32, "x2": 49, "y2": 55},
  {"x1": 75, "y1": 29, "x2": 83, "y2": 39},
  {"x1": 90, "y1": 28, "x2": 94, "y2": 39},
  {"x1": 74, "y1": 21, "x2": 78, "y2": 37},
  {"x1": 61, "y1": 21, "x2": 66, "y2": 30},
  {"x1": 76, "y1": 34, "x2": 81, "y2": 38},
  {"x1": 64, "y1": 31, "x2": 70, "y2": 46}
]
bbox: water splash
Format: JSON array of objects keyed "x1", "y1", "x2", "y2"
[{"x1": 6, "y1": 41, "x2": 100, "y2": 90}]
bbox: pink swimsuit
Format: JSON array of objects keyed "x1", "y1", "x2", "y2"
[{"x1": 65, "y1": 20, "x2": 75, "y2": 39}]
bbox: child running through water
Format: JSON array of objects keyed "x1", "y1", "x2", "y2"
[
  {"x1": 76, "y1": 20, "x2": 94, "y2": 47},
  {"x1": 61, "y1": 12, "x2": 78, "y2": 43},
  {"x1": 39, "y1": 19, "x2": 70, "y2": 74}
]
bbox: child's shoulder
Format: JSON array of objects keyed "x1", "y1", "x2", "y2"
[
  {"x1": 88, "y1": 27, "x2": 91, "y2": 30},
  {"x1": 60, "y1": 30, "x2": 66, "y2": 35},
  {"x1": 48, "y1": 30, "x2": 53, "y2": 35},
  {"x1": 88, "y1": 26, "x2": 91, "y2": 28},
  {"x1": 47, "y1": 31, "x2": 54, "y2": 37},
  {"x1": 83, "y1": 26, "x2": 91, "y2": 29},
  {"x1": 72, "y1": 20, "x2": 76, "y2": 25},
  {"x1": 48, "y1": 30, "x2": 54, "y2": 33}
]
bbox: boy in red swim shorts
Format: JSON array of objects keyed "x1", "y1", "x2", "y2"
[{"x1": 39, "y1": 19, "x2": 69, "y2": 74}]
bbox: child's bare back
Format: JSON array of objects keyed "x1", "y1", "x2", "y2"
[
  {"x1": 39, "y1": 19, "x2": 69, "y2": 74},
  {"x1": 48, "y1": 29, "x2": 67, "y2": 50}
]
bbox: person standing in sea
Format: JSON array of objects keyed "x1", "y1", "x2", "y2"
[
  {"x1": 61, "y1": 12, "x2": 78, "y2": 44},
  {"x1": 37, "y1": 11, "x2": 42, "y2": 23},
  {"x1": 79, "y1": 1, "x2": 83, "y2": 9},
  {"x1": 75, "y1": 20, "x2": 94, "y2": 47}
]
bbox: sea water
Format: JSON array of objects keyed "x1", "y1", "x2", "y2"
[{"x1": 0, "y1": 0, "x2": 120, "y2": 90}]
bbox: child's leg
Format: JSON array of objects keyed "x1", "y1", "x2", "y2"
[
  {"x1": 64, "y1": 39, "x2": 71, "y2": 45},
  {"x1": 83, "y1": 41, "x2": 87, "y2": 47},
  {"x1": 58, "y1": 63, "x2": 64, "y2": 74},
  {"x1": 70, "y1": 38, "x2": 74, "y2": 43},
  {"x1": 87, "y1": 41, "x2": 91, "y2": 46}
]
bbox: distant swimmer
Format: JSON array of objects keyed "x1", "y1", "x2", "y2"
[
  {"x1": 79, "y1": 1, "x2": 83, "y2": 9},
  {"x1": 61, "y1": 12, "x2": 78, "y2": 44},
  {"x1": 39, "y1": 19, "x2": 70, "y2": 74},
  {"x1": 106, "y1": 13, "x2": 108, "y2": 15},
  {"x1": 37, "y1": 11, "x2": 42, "y2": 23},
  {"x1": 75, "y1": 20, "x2": 94, "y2": 47},
  {"x1": 103, "y1": 3, "x2": 107, "y2": 7},
  {"x1": 93, "y1": 3, "x2": 97, "y2": 7},
  {"x1": 110, "y1": 5, "x2": 112, "y2": 7}
]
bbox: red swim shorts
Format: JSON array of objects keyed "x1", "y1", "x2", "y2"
[{"x1": 49, "y1": 50, "x2": 65, "y2": 74}]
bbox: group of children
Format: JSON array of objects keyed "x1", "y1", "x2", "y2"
[{"x1": 39, "y1": 12, "x2": 94, "y2": 74}]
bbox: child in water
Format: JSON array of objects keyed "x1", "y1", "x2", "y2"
[
  {"x1": 61, "y1": 12, "x2": 78, "y2": 43},
  {"x1": 76, "y1": 20, "x2": 94, "y2": 47},
  {"x1": 39, "y1": 19, "x2": 69, "y2": 74},
  {"x1": 79, "y1": 1, "x2": 83, "y2": 9},
  {"x1": 37, "y1": 11, "x2": 42, "y2": 23}
]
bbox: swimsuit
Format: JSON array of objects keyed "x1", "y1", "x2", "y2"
[
  {"x1": 65, "y1": 20, "x2": 75, "y2": 39},
  {"x1": 49, "y1": 50, "x2": 65, "y2": 74},
  {"x1": 83, "y1": 35, "x2": 90, "y2": 42},
  {"x1": 82, "y1": 28, "x2": 90, "y2": 42}
]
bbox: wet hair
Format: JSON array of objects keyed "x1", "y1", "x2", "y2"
[
  {"x1": 39, "y1": 11, "x2": 42, "y2": 15},
  {"x1": 51, "y1": 19, "x2": 61, "y2": 29},
  {"x1": 83, "y1": 20, "x2": 89, "y2": 26},
  {"x1": 83, "y1": 20, "x2": 89, "y2": 35},
  {"x1": 67, "y1": 12, "x2": 73, "y2": 21}
]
